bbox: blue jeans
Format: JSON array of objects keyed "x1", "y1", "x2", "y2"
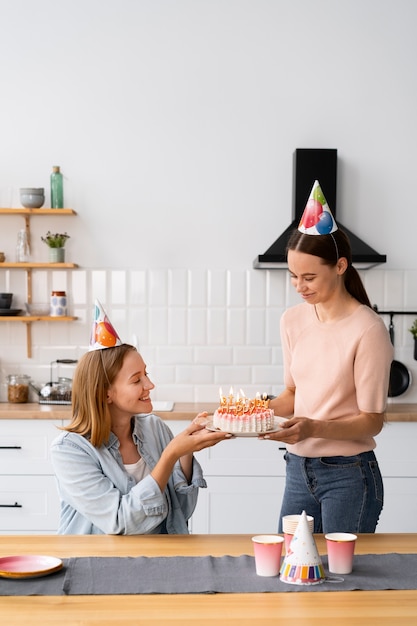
[{"x1": 278, "y1": 451, "x2": 384, "y2": 534}]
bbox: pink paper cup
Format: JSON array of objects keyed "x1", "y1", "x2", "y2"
[
  {"x1": 325, "y1": 532, "x2": 357, "y2": 574},
  {"x1": 251, "y1": 535, "x2": 284, "y2": 577}
]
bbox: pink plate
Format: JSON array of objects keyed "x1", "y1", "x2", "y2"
[{"x1": 0, "y1": 555, "x2": 63, "y2": 579}]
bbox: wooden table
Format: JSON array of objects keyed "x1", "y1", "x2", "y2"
[{"x1": 0, "y1": 534, "x2": 416, "y2": 625}]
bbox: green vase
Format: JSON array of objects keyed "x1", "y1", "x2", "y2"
[{"x1": 49, "y1": 247, "x2": 65, "y2": 263}]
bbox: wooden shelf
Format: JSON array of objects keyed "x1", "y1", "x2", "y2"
[
  {"x1": 0, "y1": 316, "x2": 77, "y2": 322},
  {"x1": 0, "y1": 208, "x2": 76, "y2": 215},
  {"x1": 0, "y1": 262, "x2": 78, "y2": 269},
  {"x1": 0, "y1": 207, "x2": 78, "y2": 357}
]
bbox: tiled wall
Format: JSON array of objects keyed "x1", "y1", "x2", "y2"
[{"x1": 1, "y1": 267, "x2": 416, "y2": 403}]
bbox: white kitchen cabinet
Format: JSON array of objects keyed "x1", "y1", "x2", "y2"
[
  {"x1": 188, "y1": 420, "x2": 417, "y2": 535},
  {"x1": 374, "y1": 422, "x2": 417, "y2": 532},
  {"x1": 190, "y1": 434, "x2": 287, "y2": 534},
  {"x1": 0, "y1": 419, "x2": 62, "y2": 534}
]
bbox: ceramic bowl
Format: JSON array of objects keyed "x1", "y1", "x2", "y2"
[
  {"x1": 25, "y1": 302, "x2": 50, "y2": 316},
  {"x1": 0, "y1": 293, "x2": 13, "y2": 309},
  {"x1": 20, "y1": 188, "x2": 45, "y2": 209}
]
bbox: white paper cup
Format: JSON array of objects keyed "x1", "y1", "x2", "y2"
[
  {"x1": 252, "y1": 535, "x2": 284, "y2": 576},
  {"x1": 282, "y1": 514, "x2": 314, "y2": 553},
  {"x1": 325, "y1": 532, "x2": 357, "y2": 574}
]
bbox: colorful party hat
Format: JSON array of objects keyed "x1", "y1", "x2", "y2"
[
  {"x1": 298, "y1": 180, "x2": 338, "y2": 235},
  {"x1": 280, "y1": 510, "x2": 325, "y2": 585},
  {"x1": 89, "y1": 299, "x2": 122, "y2": 351}
]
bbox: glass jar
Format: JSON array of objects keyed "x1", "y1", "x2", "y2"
[{"x1": 7, "y1": 374, "x2": 31, "y2": 403}]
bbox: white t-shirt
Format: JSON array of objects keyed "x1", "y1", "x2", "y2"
[{"x1": 124, "y1": 457, "x2": 150, "y2": 483}]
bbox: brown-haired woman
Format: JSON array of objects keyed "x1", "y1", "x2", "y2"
[{"x1": 261, "y1": 227, "x2": 393, "y2": 534}]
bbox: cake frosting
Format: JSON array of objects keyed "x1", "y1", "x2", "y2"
[{"x1": 212, "y1": 391, "x2": 274, "y2": 433}]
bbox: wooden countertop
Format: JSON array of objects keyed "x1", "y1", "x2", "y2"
[
  {"x1": 1, "y1": 401, "x2": 417, "y2": 422},
  {"x1": 0, "y1": 533, "x2": 416, "y2": 625}
]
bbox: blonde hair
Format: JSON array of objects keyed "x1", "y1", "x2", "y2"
[{"x1": 63, "y1": 344, "x2": 137, "y2": 447}]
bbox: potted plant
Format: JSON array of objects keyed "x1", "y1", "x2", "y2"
[
  {"x1": 409, "y1": 318, "x2": 417, "y2": 360},
  {"x1": 41, "y1": 231, "x2": 70, "y2": 263}
]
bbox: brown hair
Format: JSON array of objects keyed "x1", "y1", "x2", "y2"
[
  {"x1": 286, "y1": 228, "x2": 371, "y2": 307},
  {"x1": 63, "y1": 344, "x2": 137, "y2": 447}
]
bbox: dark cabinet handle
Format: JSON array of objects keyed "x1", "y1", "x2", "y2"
[
  {"x1": 0, "y1": 502, "x2": 22, "y2": 508},
  {"x1": 0, "y1": 446, "x2": 22, "y2": 449}
]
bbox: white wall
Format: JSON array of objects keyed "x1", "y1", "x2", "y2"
[{"x1": 0, "y1": 1, "x2": 416, "y2": 401}]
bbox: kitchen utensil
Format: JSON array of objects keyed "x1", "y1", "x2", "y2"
[
  {"x1": 20, "y1": 187, "x2": 45, "y2": 209},
  {"x1": 0, "y1": 293, "x2": 12, "y2": 308},
  {"x1": 25, "y1": 302, "x2": 50, "y2": 316},
  {"x1": 30, "y1": 359, "x2": 77, "y2": 405},
  {"x1": 388, "y1": 313, "x2": 411, "y2": 397}
]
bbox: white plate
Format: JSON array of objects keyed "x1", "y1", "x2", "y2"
[
  {"x1": 206, "y1": 415, "x2": 288, "y2": 437},
  {"x1": 0, "y1": 555, "x2": 63, "y2": 579}
]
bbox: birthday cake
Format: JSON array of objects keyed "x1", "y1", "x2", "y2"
[{"x1": 212, "y1": 390, "x2": 274, "y2": 433}]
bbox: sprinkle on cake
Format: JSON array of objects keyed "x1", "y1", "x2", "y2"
[{"x1": 212, "y1": 388, "x2": 274, "y2": 433}]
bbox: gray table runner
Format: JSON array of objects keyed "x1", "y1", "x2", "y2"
[{"x1": 1, "y1": 554, "x2": 417, "y2": 596}]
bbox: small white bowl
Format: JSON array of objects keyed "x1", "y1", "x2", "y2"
[{"x1": 25, "y1": 302, "x2": 50, "y2": 316}]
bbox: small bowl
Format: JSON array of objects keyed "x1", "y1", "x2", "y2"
[
  {"x1": 20, "y1": 188, "x2": 45, "y2": 209},
  {"x1": 0, "y1": 293, "x2": 13, "y2": 309},
  {"x1": 25, "y1": 302, "x2": 50, "y2": 316}
]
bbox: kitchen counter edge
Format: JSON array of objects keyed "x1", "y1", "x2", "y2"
[{"x1": 0, "y1": 402, "x2": 416, "y2": 422}]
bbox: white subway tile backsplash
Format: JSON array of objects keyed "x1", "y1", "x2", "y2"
[
  {"x1": 247, "y1": 270, "x2": 266, "y2": 307},
  {"x1": 148, "y1": 308, "x2": 168, "y2": 344},
  {"x1": 208, "y1": 270, "x2": 227, "y2": 307},
  {"x1": 168, "y1": 308, "x2": 187, "y2": 345},
  {"x1": 130, "y1": 270, "x2": 147, "y2": 306},
  {"x1": 266, "y1": 271, "x2": 287, "y2": 307},
  {"x1": 149, "y1": 270, "x2": 168, "y2": 306},
  {"x1": 71, "y1": 270, "x2": 87, "y2": 304},
  {"x1": 214, "y1": 366, "x2": 252, "y2": 385},
  {"x1": 207, "y1": 308, "x2": 226, "y2": 345},
  {"x1": 404, "y1": 271, "x2": 417, "y2": 308},
  {"x1": 188, "y1": 308, "x2": 207, "y2": 344},
  {"x1": 246, "y1": 308, "x2": 265, "y2": 345},
  {"x1": 383, "y1": 271, "x2": 405, "y2": 308},
  {"x1": 168, "y1": 269, "x2": 188, "y2": 306},
  {"x1": 176, "y1": 365, "x2": 213, "y2": 384},
  {"x1": 226, "y1": 309, "x2": 246, "y2": 345},
  {"x1": 111, "y1": 271, "x2": 127, "y2": 304},
  {"x1": 233, "y1": 346, "x2": 272, "y2": 364},
  {"x1": 194, "y1": 347, "x2": 233, "y2": 365},
  {"x1": 91, "y1": 270, "x2": 107, "y2": 303},
  {"x1": 227, "y1": 270, "x2": 247, "y2": 307},
  {"x1": 188, "y1": 269, "x2": 207, "y2": 307},
  {"x1": 1, "y1": 266, "x2": 417, "y2": 403}
]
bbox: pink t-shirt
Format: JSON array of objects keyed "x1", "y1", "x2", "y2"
[{"x1": 280, "y1": 303, "x2": 394, "y2": 457}]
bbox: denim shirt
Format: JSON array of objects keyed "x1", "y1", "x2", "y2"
[{"x1": 50, "y1": 413, "x2": 206, "y2": 535}]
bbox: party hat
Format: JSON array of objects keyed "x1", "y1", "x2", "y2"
[
  {"x1": 280, "y1": 510, "x2": 325, "y2": 585},
  {"x1": 89, "y1": 299, "x2": 122, "y2": 351},
  {"x1": 298, "y1": 180, "x2": 338, "y2": 235}
]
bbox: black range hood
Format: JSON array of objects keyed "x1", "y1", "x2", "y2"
[{"x1": 253, "y1": 149, "x2": 387, "y2": 270}]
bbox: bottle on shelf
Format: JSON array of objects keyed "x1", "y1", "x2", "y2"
[
  {"x1": 16, "y1": 228, "x2": 30, "y2": 262},
  {"x1": 50, "y1": 165, "x2": 64, "y2": 208}
]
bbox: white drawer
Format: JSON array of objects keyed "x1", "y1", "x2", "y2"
[
  {"x1": 0, "y1": 420, "x2": 61, "y2": 474},
  {"x1": 0, "y1": 475, "x2": 60, "y2": 531},
  {"x1": 376, "y1": 422, "x2": 417, "y2": 477},
  {"x1": 195, "y1": 437, "x2": 287, "y2": 477}
]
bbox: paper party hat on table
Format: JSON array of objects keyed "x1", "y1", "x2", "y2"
[
  {"x1": 280, "y1": 510, "x2": 325, "y2": 585},
  {"x1": 89, "y1": 299, "x2": 122, "y2": 351},
  {"x1": 298, "y1": 180, "x2": 338, "y2": 235}
]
